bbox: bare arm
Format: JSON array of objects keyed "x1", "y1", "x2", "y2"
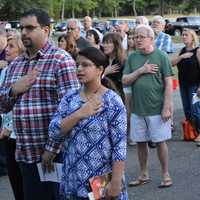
[
  {"x1": 106, "y1": 161, "x2": 125, "y2": 199},
  {"x1": 161, "y1": 76, "x2": 173, "y2": 121},
  {"x1": 103, "y1": 64, "x2": 120, "y2": 76},
  {"x1": 122, "y1": 61, "x2": 159, "y2": 86},
  {"x1": 171, "y1": 52, "x2": 193, "y2": 66},
  {"x1": 122, "y1": 67, "x2": 144, "y2": 86},
  {"x1": 196, "y1": 48, "x2": 200, "y2": 66},
  {"x1": 196, "y1": 48, "x2": 200, "y2": 95}
]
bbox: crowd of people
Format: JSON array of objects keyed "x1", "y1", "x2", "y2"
[{"x1": 0, "y1": 8, "x2": 200, "y2": 200}]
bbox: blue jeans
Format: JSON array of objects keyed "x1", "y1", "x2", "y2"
[{"x1": 179, "y1": 84, "x2": 198, "y2": 120}]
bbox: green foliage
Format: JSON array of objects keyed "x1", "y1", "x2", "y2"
[{"x1": 0, "y1": 0, "x2": 200, "y2": 20}]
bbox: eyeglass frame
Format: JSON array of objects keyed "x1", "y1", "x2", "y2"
[
  {"x1": 133, "y1": 35, "x2": 151, "y2": 40},
  {"x1": 19, "y1": 25, "x2": 41, "y2": 32}
]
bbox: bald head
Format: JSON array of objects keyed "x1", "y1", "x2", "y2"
[
  {"x1": 136, "y1": 16, "x2": 149, "y2": 26},
  {"x1": 83, "y1": 16, "x2": 92, "y2": 31}
]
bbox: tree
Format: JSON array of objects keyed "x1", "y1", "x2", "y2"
[{"x1": 80, "y1": 0, "x2": 97, "y2": 16}]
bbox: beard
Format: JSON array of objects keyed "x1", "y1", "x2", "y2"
[{"x1": 22, "y1": 37, "x2": 33, "y2": 48}]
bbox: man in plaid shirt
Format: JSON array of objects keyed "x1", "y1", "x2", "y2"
[
  {"x1": 0, "y1": 9, "x2": 80, "y2": 200},
  {"x1": 152, "y1": 15, "x2": 174, "y2": 54}
]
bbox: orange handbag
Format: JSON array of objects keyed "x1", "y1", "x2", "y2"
[{"x1": 182, "y1": 120, "x2": 198, "y2": 141}]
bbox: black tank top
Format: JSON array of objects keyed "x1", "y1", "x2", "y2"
[{"x1": 177, "y1": 47, "x2": 200, "y2": 86}]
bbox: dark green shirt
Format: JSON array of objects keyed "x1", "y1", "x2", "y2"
[{"x1": 124, "y1": 48, "x2": 173, "y2": 116}]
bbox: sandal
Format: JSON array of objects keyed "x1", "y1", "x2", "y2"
[
  {"x1": 196, "y1": 141, "x2": 200, "y2": 147},
  {"x1": 158, "y1": 178, "x2": 173, "y2": 188},
  {"x1": 129, "y1": 178, "x2": 151, "y2": 187},
  {"x1": 194, "y1": 136, "x2": 200, "y2": 147}
]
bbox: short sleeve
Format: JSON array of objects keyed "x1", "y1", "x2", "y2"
[{"x1": 160, "y1": 52, "x2": 174, "y2": 77}]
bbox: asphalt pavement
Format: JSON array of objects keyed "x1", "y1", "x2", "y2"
[{"x1": 0, "y1": 89, "x2": 200, "y2": 200}]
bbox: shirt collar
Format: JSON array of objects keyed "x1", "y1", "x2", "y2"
[{"x1": 23, "y1": 42, "x2": 51, "y2": 60}]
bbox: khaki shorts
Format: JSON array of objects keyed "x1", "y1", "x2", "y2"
[{"x1": 130, "y1": 114, "x2": 171, "y2": 143}]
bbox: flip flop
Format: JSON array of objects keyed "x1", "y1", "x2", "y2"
[
  {"x1": 158, "y1": 179, "x2": 173, "y2": 188},
  {"x1": 196, "y1": 141, "x2": 200, "y2": 147},
  {"x1": 129, "y1": 178, "x2": 151, "y2": 187}
]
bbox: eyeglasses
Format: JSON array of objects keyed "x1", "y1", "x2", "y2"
[
  {"x1": 134, "y1": 35, "x2": 149, "y2": 40},
  {"x1": 19, "y1": 25, "x2": 40, "y2": 32},
  {"x1": 67, "y1": 27, "x2": 77, "y2": 32}
]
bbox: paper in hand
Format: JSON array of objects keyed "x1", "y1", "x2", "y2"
[{"x1": 37, "y1": 162, "x2": 63, "y2": 183}]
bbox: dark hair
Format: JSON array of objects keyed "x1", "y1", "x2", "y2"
[
  {"x1": 79, "y1": 47, "x2": 108, "y2": 69},
  {"x1": 58, "y1": 34, "x2": 65, "y2": 42},
  {"x1": 58, "y1": 33, "x2": 78, "y2": 59},
  {"x1": 102, "y1": 32, "x2": 126, "y2": 65},
  {"x1": 86, "y1": 29, "x2": 100, "y2": 45},
  {"x1": 21, "y1": 8, "x2": 50, "y2": 27},
  {"x1": 127, "y1": 28, "x2": 135, "y2": 36},
  {"x1": 65, "y1": 33, "x2": 78, "y2": 59}
]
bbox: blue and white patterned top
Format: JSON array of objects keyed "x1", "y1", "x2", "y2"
[{"x1": 46, "y1": 89, "x2": 128, "y2": 199}]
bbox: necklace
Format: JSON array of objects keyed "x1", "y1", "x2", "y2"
[{"x1": 84, "y1": 85, "x2": 102, "y2": 101}]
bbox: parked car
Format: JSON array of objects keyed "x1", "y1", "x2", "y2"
[
  {"x1": 93, "y1": 20, "x2": 110, "y2": 33},
  {"x1": 54, "y1": 22, "x2": 67, "y2": 32},
  {"x1": 165, "y1": 16, "x2": 200, "y2": 36},
  {"x1": 52, "y1": 21, "x2": 67, "y2": 36},
  {"x1": 8, "y1": 21, "x2": 20, "y2": 29},
  {"x1": 108, "y1": 18, "x2": 136, "y2": 30}
]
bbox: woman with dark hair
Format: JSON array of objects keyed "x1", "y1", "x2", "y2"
[
  {"x1": 86, "y1": 29, "x2": 100, "y2": 49},
  {"x1": 102, "y1": 32, "x2": 126, "y2": 102},
  {"x1": 42, "y1": 47, "x2": 128, "y2": 200},
  {"x1": 58, "y1": 34, "x2": 67, "y2": 49},
  {"x1": 58, "y1": 33, "x2": 78, "y2": 59}
]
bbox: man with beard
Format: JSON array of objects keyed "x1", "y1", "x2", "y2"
[{"x1": 0, "y1": 8, "x2": 80, "y2": 200}]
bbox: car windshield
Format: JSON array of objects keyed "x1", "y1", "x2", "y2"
[
  {"x1": 59, "y1": 22, "x2": 66, "y2": 26},
  {"x1": 188, "y1": 17, "x2": 200, "y2": 23}
]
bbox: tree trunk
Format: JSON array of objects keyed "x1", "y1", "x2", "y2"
[
  {"x1": 160, "y1": 0, "x2": 164, "y2": 16},
  {"x1": 72, "y1": 7, "x2": 75, "y2": 18},
  {"x1": 132, "y1": 0, "x2": 137, "y2": 16},
  {"x1": 61, "y1": 0, "x2": 65, "y2": 20},
  {"x1": 114, "y1": 7, "x2": 117, "y2": 17},
  {"x1": 98, "y1": 11, "x2": 102, "y2": 18}
]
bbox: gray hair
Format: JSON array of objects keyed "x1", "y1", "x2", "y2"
[
  {"x1": 67, "y1": 18, "x2": 82, "y2": 29},
  {"x1": 135, "y1": 24, "x2": 155, "y2": 40},
  {"x1": 152, "y1": 15, "x2": 165, "y2": 25},
  {"x1": 136, "y1": 16, "x2": 149, "y2": 26}
]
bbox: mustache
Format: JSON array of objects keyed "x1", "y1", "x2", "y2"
[{"x1": 22, "y1": 37, "x2": 31, "y2": 41}]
